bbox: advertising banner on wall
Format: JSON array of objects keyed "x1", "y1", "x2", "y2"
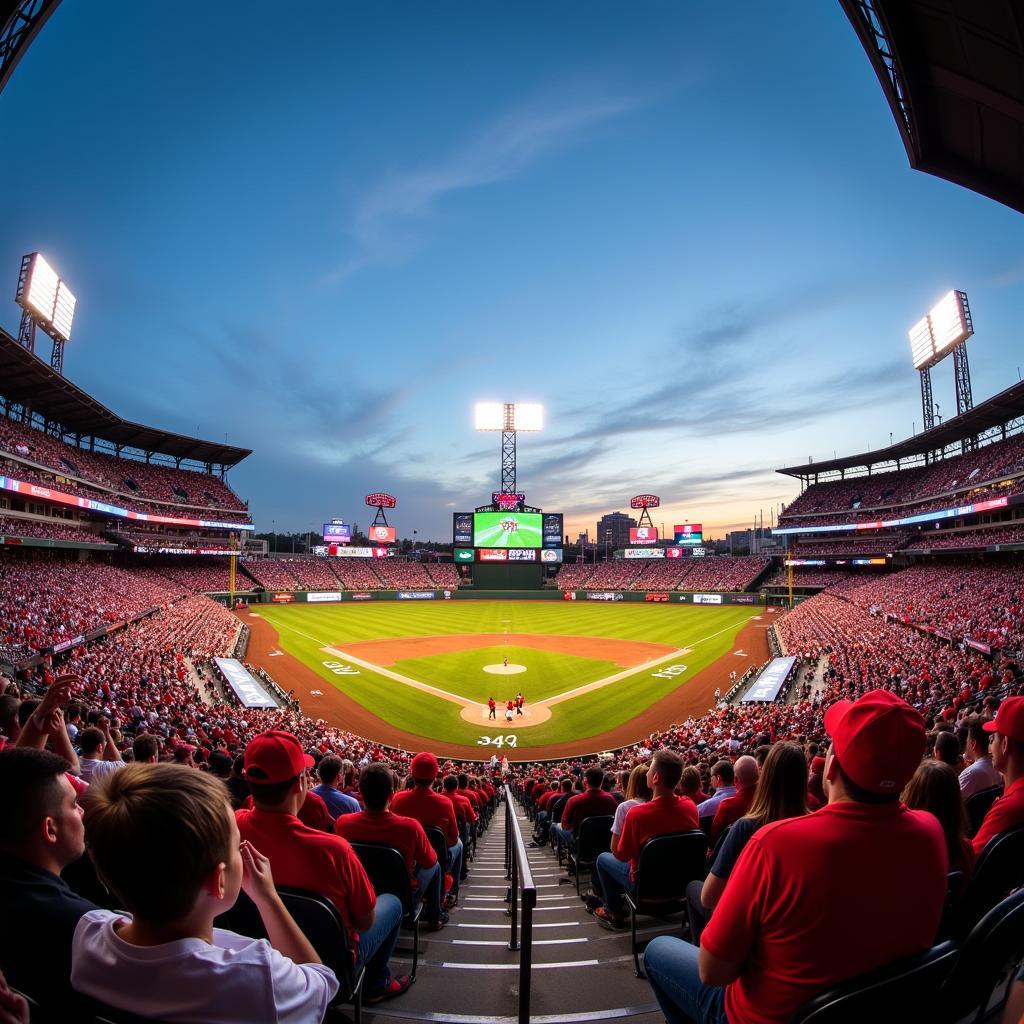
[
  {"x1": 306, "y1": 592, "x2": 342, "y2": 603},
  {"x1": 213, "y1": 658, "x2": 279, "y2": 709},
  {"x1": 624, "y1": 548, "x2": 665, "y2": 559},
  {"x1": 692, "y1": 593, "x2": 723, "y2": 604}
]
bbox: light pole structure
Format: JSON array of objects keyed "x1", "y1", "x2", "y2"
[{"x1": 474, "y1": 402, "x2": 543, "y2": 494}]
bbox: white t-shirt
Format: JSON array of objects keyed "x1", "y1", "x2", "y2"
[
  {"x1": 72, "y1": 910, "x2": 338, "y2": 1024},
  {"x1": 78, "y1": 758, "x2": 126, "y2": 784},
  {"x1": 612, "y1": 797, "x2": 643, "y2": 836}
]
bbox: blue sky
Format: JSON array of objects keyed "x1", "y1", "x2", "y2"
[{"x1": 2, "y1": 2, "x2": 1023, "y2": 541}]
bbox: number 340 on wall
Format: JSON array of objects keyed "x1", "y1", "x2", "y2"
[{"x1": 477, "y1": 734, "x2": 518, "y2": 748}]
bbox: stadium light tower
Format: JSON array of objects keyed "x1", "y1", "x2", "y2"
[
  {"x1": 907, "y1": 289, "x2": 974, "y2": 451},
  {"x1": 474, "y1": 402, "x2": 543, "y2": 494},
  {"x1": 14, "y1": 252, "x2": 77, "y2": 375}
]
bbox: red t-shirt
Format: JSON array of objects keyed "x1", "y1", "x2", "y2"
[
  {"x1": 710, "y1": 784, "x2": 755, "y2": 844},
  {"x1": 390, "y1": 785, "x2": 459, "y2": 846},
  {"x1": 616, "y1": 795, "x2": 699, "y2": 879},
  {"x1": 235, "y1": 807, "x2": 375, "y2": 948},
  {"x1": 972, "y1": 776, "x2": 1024, "y2": 855},
  {"x1": 701, "y1": 801, "x2": 947, "y2": 1024},
  {"x1": 446, "y1": 791, "x2": 477, "y2": 825},
  {"x1": 334, "y1": 810, "x2": 437, "y2": 879},
  {"x1": 561, "y1": 789, "x2": 618, "y2": 834},
  {"x1": 296, "y1": 790, "x2": 335, "y2": 833}
]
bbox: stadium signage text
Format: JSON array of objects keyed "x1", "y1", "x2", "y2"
[
  {"x1": 398, "y1": 591, "x2": 436, "y2": 600},
  {"x1": 586, "y1": 592, "x2": 624, "y2": 601},
  {"x1": 307, "y1": 592, "x2": 342, "y2": 603},
  {"x1": 213, "y1": 658, "x2": 278, "y2": 709},
  {"x1": 630, "y1": 494, "x2": 660, "y2": 508},
  {"x1": 0, "y1": 476, "x2": 255, "y2": 531},
  {"x1": 651, "y1": 662, "x2": 688, "y2": 680},
  {"x1": 365, "y1": 493, "x2": 397, "y2": 508},
  {"x1": 693, "y1": 594, "x2": 723, "y2": 605},
  {"x1": 624, "y1": 548, "x2": 665, "y2": 559},
  {"x1": 321, "y1": 660, "x2": 359, "y2": 675},
  {"x1": 476, "y1": 734, "x2": 518, "y2": 748}
]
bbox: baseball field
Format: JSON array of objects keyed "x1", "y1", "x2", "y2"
[{"x1": 242, "y1": 601, "x2": 772, "y2": 760}]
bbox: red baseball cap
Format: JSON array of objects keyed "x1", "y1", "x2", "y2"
[
  {"x1": 824, "y1": 689, "x2": 926, "y2": 795},
  {"x1": 244, "y1": 730, "x2": 314, "y2": 785},
  {"x1": 410, "y1": 752, "x2": 439, "y2": 781},
  {"x1": 983, "y1": 696, "x2": 1024, "y2": 743}
]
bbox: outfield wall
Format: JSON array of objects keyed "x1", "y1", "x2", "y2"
[{"x1": 239, "y1": 589, "x2": 766, "y2": 605}]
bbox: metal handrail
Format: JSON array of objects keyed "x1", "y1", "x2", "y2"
[{"x1": 504, "y1": 784, "x2": 536, "y2": 1024}]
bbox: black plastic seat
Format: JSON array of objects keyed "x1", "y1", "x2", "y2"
[
  {"x1": 567, "y1": 814, "x2": 614, "y2": 897},
  {"x1": 957, "y1": 824, "x2": 1024, "y2": 937},
  {"x1": 790, "y1": 940, "x2": 958, "y2": 1023},
  {"x1": 622, "y1": 830, "x2": 707, "y2": 977},
  {"x1": 216, "y1": 886, "x2": 365, "y2": 1022},
  {"x1": 350, "y1": 841, "x2": 424, "y2": 979},
  {"x1": 425, "y1": 825, "x2": 450, "y2": 873},
  {"x1": 939, "y1": 887, "x2": 1024, "y2": 1024},
  {"x1": 965, "y1": 784, "x2": 1003, "y2": 838}
]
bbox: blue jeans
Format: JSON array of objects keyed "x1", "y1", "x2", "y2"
[
  {"x1": 551, "y1": 823, "x2": 573, "y2": 849},
  {"x1": 643, "y1": 935, "x2": 727, "y2": 1024},
  {"x1": 448, "y1": 839, "x2": 464, "y2": 894},
  {"x1": 415, "y1": 861, "x2": 443, "y2": 922},
  {"x1": 594, "y1": 851, "x2": 634, "y2": 914},
  {"x1": 355, "y1": 892, "x2": 403, "y2": 993}
]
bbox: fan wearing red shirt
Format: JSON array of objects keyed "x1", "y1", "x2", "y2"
[
  {"x1": 709, "y1": 755, "x2": 759, "y2": 845},
  {"x1": 442, "y1": 774, "x2": 476, "y2": 879},
  {"x1": 592, "y1": 750, "x2": 697, "y2": 930},
  {"x1": 555, "y1": 765, "x2": 618, "y2": 849},
  {"x1": 390, "y1": 752, "x2": 463, "y2": 902},
  {"x1": 643, "y1": 690, "x2": 947, "y2": 1024},
  {"x1": 235, "y1": 730, "x2": 411, "y2": 1004},
  {"x1": 335, "y1": 763, "x2": 446, "y2": 930},
  {"x1": 972, "y1": 696, "x2": 1024, "y2": 855}
]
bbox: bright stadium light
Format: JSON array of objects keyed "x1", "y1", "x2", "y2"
[
  {"x1": 24, "y1": 253, "x2": 59, "y2": 323},
  {"x1": 16, "y1": 252, "x2": 77, "y2": 342},
  {"x1": 908, "y1": 314, "x2": 934, "y2": 370},
  {"x1": 474, "y1": 402, "x2": 544, "y2": 432},
  {"x1": 930, "y1": 289, "x2": 971, "y2": 355}
]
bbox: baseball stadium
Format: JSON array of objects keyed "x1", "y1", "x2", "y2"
[{"x1": 3, "y1": 4, "x2": 1024, "y2": 1024}]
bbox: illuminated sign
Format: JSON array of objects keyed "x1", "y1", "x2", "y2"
[
  {"x1": 773, "y1": 495, "x2": 1009, "y2": 535},
  {"x1": 0, "y1": 476, "x2": 254, "y2": 530},
  {"x1": 624, "y1": 547, "x2": 665, "y2": 559},
  {"x1": 478, "y1": 548, "x2": 508, "y2": 562},
  {"x1": 365, "y1": 493, "x2": 397, "y2": 508},
  {"x1": 454, "y1": 548, "x2": 475, "y2": 562},
  {"x1": 540, "y1": 548, "x2": 562, "y2": 563},
  {"x1": 492, "y1": 492, "x2": 526, "y2": 511},
  {"x1": 629, "y1": 527, "x2": 658, "y2": 544},
  {"x1": 675, "y1": 524, "x2": 703, "y2": 545},
  {"x1": 542, "y1": 513, "x2": 563, "y2": 548},
  {"x1": 630, "y1": 494, "x2": 660, "y2": 509},
  {"x1": 453, "y1": 513, "x2": 474, "y2": 547},
  {"x1": 323, "y1": 523, "x2": 351, "y2": 543},
  {"x1": 506, "y1": 548, "x2": 537, "y2": 561},
  {"x1": 367, "y1": 525, "x2": 396, "y2": 544}
]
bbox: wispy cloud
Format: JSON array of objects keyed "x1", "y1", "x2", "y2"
[{"x1": 324, "y1": 81, "x2": 650, "y2": 282}]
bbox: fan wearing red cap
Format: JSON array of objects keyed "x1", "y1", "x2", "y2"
[
  {"x1": 235, "y1": 731, "x2": 412, "y2": 1004},
  {"x1": 390, "y1": 752, "x2": 463, "y2": 904},
  {"x1": 643, "y1": 690, "x2": 948, "y2": 1024},
  {"x1": 971, "y1": 697, "x2": 1024, "y2": 855}
]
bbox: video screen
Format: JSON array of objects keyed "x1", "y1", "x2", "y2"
[
  {"x1": 542, "y1": 513, "x2": 563, "y2": 548},
  {"x1": 674, "y1": 524, "x2": 703, "y2": 546},
  {"x1": 323, "y1": 523, "x2": 351, "y2": 543},
  {"x1": 453, "y1": 513, "x2": 474, "y2": 547},
  {"x1": 473, "y1": 511, "x2": 543, "y2": 548},
  {"x1": 367, "y1": 525, "x2": 396, "y2": 544},
  {"x1": 630, "y1": 527, "x2": 658, "y2": 544}
]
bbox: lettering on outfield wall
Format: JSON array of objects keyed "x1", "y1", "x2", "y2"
[
  {"x1": 322, "y1": 660, "x2": 360, "y2": 676},
  {"x1": 651, "y1": 663, "x2": 688, "y2": 680},
  {"x1": 477, "y1": 735, "x2": 518, "y2": 748}
]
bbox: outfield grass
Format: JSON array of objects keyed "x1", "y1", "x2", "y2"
[{"x1": 256, "y1": 601, "x2": 756, "y2": 751}]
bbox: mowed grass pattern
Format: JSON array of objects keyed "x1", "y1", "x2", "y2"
[{"x1": 256, "y1": 602, "x2": 756, "y2": 751}]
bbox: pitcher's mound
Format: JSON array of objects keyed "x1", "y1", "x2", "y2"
[{"x1": 483, "y1": 664, "x2": 527, "y2": 675}]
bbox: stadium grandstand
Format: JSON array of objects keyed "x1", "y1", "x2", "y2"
[{"x1": 6, "y1": 2, "x2": 1024, "y2": 1024}]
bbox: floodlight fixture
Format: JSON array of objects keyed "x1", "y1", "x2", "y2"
[
  {"x1": 906, "y1": 289, "x2": 972, "y2": 372},
  {"x1": 474, "y1": 401, "x2": 544, "y2": 432},
  {"x1": 16, "y1": 252, "x2": 76, "y2": 342}
]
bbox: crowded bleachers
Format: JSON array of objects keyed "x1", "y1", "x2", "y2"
[
  {"x1": 906, "y1": 523, "x2": 1024, "y2": 550},
  {"x1": 0, "y1": 415, "x2": 250, "y2": 517},
  {"x1": 241, "y1": 558, "x2": 305, "y2": 591},
  {"x1": 148, "y1": 557, "x2": 257, "y2": 594},
  {"x1": 373, "y1": 559, "x2": 434, "y2": 589},
  {"x1": 0, "y1": 515, "x2": 104, "y2": 543},
  {"x1": 332, "y1": 559, "x2": 386, "y2": 590}
]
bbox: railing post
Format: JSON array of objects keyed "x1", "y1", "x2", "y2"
[{"x1": 519, "y1": 888, "x2": 535, "y2": 1024}]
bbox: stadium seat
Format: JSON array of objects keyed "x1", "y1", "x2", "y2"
[
  {"x1": 349, "y1": 842, "x2": 424, "y2": 979},
  {"x1": 965, "y1": 785, "x2": 1004, "y2": 839},
  {"x1": 957, "y1": 825, "x2": 1024, "y2": 937},
  {"x1": 622, "y1": 831, "x2": 707, "y2": 977},
  {"x1": 935, "y1": 869, "x2": 966, "y2": 943},
  {"x1": 214, "y1": 887, "x2": 365, "y2": 1021},
  {"x1": 567, "y1": 814, "x2": 613, "y2": 898},
  {"x1": 425, "y1": 825, "x2": 450, "y2": 873},
  {"x1": 939, "y1": 887, "x2": 1024, "y2": 1024},
  {"x1": 789, "y1": 940, "x2": 958, "y2": 1023}
]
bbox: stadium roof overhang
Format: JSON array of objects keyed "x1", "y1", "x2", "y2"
[
  {"x1": 777, "y1": 378, "x2": 1024, "y2": 479},
  {"x1": 0, "y1": 0, "x2": 61, "y2": 94},
  {"x1": 0, "y1": 329, "x2": 252, "y2": 468},
  {"x1": 840, "y1": 0, "x2": 1024, "y2": 215}
]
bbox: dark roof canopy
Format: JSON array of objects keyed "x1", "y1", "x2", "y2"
[
  {"x1": 841, "y1": 0, "x2": 1024, "y2": 215},
  {"x1": 778, "y1": 377, "x2": 1024, "y2": 478},
  {"x1": 0, "y1": 328, "x2": 251, "y2": 467}
]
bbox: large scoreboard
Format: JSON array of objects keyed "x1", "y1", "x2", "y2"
[{"x1": 453, "y1": 510, "x2": 563, "y2": 563}]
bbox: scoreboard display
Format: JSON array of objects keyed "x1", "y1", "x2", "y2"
[
  {"x1": 675, "y1": 524, "x2": 703, "y2": 546},
  {"x1": 453, "y1": 510, "x2": 563, "y2": 562}
]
